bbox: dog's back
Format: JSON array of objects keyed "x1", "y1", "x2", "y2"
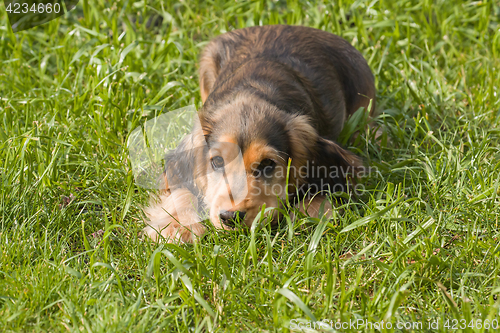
[{"x1": 199, "y1": 25, "x2": 375, "y2": 140}]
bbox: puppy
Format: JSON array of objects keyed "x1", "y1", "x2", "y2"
[{"x1": 143, "y1": 25, "x2": 375, "y2": 243}]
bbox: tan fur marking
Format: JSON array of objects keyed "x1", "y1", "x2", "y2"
[
  {"x1": 242, "y1": 141, "x2": 278, "y2": 171},
  {"x1": 218, "y1": 135, "x2": 238, "y2": 145}
]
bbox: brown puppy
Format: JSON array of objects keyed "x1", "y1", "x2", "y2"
[{"x1": 143, "y1": 25, "x2": 375, "y2": 243}]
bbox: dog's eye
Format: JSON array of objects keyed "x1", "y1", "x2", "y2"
[
  {"x1": 211, "y1": 156, "x2": 225, "y2": 170},
  {"x1": 260, "y1": 158, "x2": 276, "y2": 170},
  {"x1": 254, "y1": 158, "x2": 276, "y2": 178}
]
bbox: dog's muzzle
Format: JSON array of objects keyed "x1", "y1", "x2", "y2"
[{"x1": 219, "y1": 210, "x2": 246, "y2": 228}]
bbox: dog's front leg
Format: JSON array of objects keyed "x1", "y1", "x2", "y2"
[
  {"x1": 296, "y1": 195, "x2": 333, "y2": 220},
  {"x1": 143, "y1": 188, "x2": 206, "y2": 243}
]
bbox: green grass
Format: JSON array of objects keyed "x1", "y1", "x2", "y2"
[{"x1": 1, "y1": 0, "x2": 500, "y2": 331}]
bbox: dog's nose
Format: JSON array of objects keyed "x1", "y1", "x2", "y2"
[{"x1": 219, "y1": 210, "x2": 246, "y2": 227}]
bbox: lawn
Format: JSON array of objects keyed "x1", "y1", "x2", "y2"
[{"x1": 1, "y1": 0, "x2": 500, "y2": 332}]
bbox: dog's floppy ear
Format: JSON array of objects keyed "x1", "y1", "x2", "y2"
[
  {"x1": 306, "y1": 137, "x2": 362, "y2": 195},
  {"x1": 162, "y1": 123, "x2": 208, "y2": 198},
  {"x1": 285, "y1": 114, "x2": 363, "y2": 197}
]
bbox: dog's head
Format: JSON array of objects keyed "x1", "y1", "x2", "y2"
[{"x1": 166, "y1": 94, "x2": 361, "y2": 230}]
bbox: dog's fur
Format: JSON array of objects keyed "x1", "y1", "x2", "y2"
[{"x1": 143, "y1": 25, "x2": 375, "y2": 243}]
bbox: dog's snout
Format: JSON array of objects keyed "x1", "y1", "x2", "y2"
[{"x1": 219, "y1": 210, "x2": 246, "y2": 227}]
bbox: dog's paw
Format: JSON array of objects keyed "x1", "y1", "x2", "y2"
[
  {"x1": 143, "y1": 220, "x2": 206, "y2": 243},
  {"x1": 293, "y1": 195, "x2": 333, "y2": 220},
  {"x1": 142, "y1": 188, "x2": 206, "y2": 243}
]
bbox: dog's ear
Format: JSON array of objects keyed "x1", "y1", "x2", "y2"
[
  {"x1": 162, "y1": 123, "x2": 208, "y2": 198},
  {"x1": 160, "y1": 172, "x2": 170, "y2": 196},
  {"x1": 285, "y1": 114, "x2": 363, "y2": 194},
  {"x1": 306, "y1": 137, "x2": 362, "y2": 195}
]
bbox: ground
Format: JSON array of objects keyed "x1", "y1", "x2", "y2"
[{"x1": 0, "y1": 0, "x2": 499, "y2": 332}]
